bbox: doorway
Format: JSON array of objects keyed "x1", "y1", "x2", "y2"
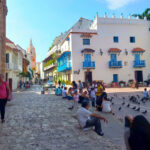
[
  {"x1": 85, "y1": 71, "x2": 92, "y2": 84},
  {"x1": 135, "y1": 71, "x2": 143, "y2": 83},
  {"x1": 113, "y1": 74, "x2": 118, "y2": 82}
]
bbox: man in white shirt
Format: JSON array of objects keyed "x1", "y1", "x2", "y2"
[{"x1": 77, "y1": 101, "x2": 108, "y2": 136}]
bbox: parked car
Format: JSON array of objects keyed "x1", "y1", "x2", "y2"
[{"x1": 43, "y1": 81, "x2": 56, "y2": 89}]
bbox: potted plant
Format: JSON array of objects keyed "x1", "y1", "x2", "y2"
[{"x1": 119, "y1": 81, "x2": 125, "y2": 87}]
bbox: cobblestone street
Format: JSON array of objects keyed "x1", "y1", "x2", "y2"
[{"x1": 0, "y1": 85, "x2": 123, "y2": 150}]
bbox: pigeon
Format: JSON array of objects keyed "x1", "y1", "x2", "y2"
[
  {"x1": 142, "y1": 110, "x2": 147, "y2": 114},
  {"x1": 122, "y1": 102, "x2": 125, "y2": 105},
  {"x1": 136, "y1": 107, "x2": 140, "y2": 111},
  {"x1": 122, "y1": 97, "x2": 125, "y2": 100},
  {"x1": 118, "y1": 107, "x2": 122, "y2": 111},
  {"x1": 127, "y1": 104, "x2": 130, "y2": 107},
  {"x1": 137, "y1": 95, "x2": 140, "y2": 99},
  {"x1": 132, "y1": 106, "x2": 136, "y2": 110}
]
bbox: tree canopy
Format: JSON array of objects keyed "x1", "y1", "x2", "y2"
[{"x1": 132, "y1": 8, "x2": 150, "y2": 20}]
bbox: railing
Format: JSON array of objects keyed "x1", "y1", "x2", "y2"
[
  {"x1": 133, "y1": 60, "x2": 146, "y2": 68},
  {"x1": 83, "y1": 61, "x2": 95, "y2": 69},
  {"x1": 44, "y1": 63, "x2": 56, "y2": 71},
  {"x1": 58, "y1": 62, "x2": 71, "y2": 72},
  {"x1": 6, "y1": 63, "x2": 20, "y2": 71},
  {"x1": 109, "y1": 61, "x2": 122, "y2": 68}
]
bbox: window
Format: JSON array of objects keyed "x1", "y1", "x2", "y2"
[
  {"x1": 130, "y1": 37, "x2": 135, "y2": 43},
  {"x1": 6, "y1": 53, "x2": 9, "y2": 63},
  {"x1": 113, "y1": 36, "x2": 119, "y2": 43},
  {"x1": 84, "y1": 54, "x2": 91, "y2": 62},
  {"x1": 83, "y1": 39, "x2": 90, "y2": 45}
]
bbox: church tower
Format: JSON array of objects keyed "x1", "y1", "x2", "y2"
[
  {"x1": 27, "y1": 39, "x2": 36, "y2": 70},
  {"x1": 0, "y1": 0, "x2": 7, "y2": 75}
]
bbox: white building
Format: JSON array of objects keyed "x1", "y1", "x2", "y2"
[
  {"x1": 39, "y1": 62, "x2": 45, "y2": 80},
  {"x1": 5, "y1": 38, "x2": 23, "y2": 90},
  {"x1": 45, "y1": 16, "x2": 150, "y2": 86}
]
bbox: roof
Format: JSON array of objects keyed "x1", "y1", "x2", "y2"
[
  {"x1": 108, "y1": 48, "x2": 122, "y2": 53},
  {"x1": 6, "y1": 38, "x2": 23, "y2": 55},
  {"x1": 81, "y1": 48, "x2": 95, "y2": 53},
  {"x1": 132, "y1": 47, "x2": 145, "y2": 52}
]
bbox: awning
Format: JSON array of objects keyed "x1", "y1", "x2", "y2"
[
  {"x1": 108, "y1": 48, "x2": 121, "y2": 53},
  {"x1": 81, "y1": 48, "x2": 95, "y2": 53},
  {"x1": 132, "y1": 48, "x2": 145, "y2": 53}
]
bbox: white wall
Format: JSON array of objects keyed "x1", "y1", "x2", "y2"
[{"x1": 69, "y1": 17, "x2": 150, "y2": 84}]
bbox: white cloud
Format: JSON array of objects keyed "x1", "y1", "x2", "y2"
[{"x1": 97, "y1": 0, "x2": 137, "y2": 10}]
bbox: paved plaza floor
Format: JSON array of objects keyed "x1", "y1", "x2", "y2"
[{"x1": 0, "y1": 85, "x2": 150, "y2": 150}]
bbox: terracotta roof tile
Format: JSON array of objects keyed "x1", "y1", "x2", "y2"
[
  {"x1": 132, "y1": 47, "x2": 145, "y2": 52},
  {"x1": 108, "y1": 48, "x2": 121, "y2": 53}
]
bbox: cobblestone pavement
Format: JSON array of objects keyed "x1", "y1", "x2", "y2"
[{"x1": 0, "y1": 85, "x2": 122, "y2": 150}]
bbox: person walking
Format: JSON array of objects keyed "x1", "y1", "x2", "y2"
[{"x1": 0, "y1": 74, "x2": 11, "y2": 123}]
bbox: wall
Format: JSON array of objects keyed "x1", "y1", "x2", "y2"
[{"x1": 70, "y1": 17, "x2": 150, "y2": 84}]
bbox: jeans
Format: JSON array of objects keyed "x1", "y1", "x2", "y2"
[
  {"x1": 0, "y1": 99, "x2": 7, "y2": 120},
  {"x1": 91, "y1": 97, "x2": 96, "y2": 107},
  {"x1": 84, "y1": 117, "x2": 102, "y2": 133}
]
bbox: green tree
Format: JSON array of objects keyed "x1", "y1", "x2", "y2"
[{"x1": 132, "y1": 8, "x2": 150, "y2": 20}]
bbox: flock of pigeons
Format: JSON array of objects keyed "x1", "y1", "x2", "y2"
[{"x1": 108, "y1": 94, "x2": 148, "y2": 115}]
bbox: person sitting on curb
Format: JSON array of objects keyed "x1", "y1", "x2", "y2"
[
  {"x1": 77, "y1": 101, "x2": 108, "y2": 136},
  {"x1": 62, "y1": 87, "x2": 68, "y2": 99},
  {"x1": 102, "y1": 97, "x2": 113, "y2": 113}
]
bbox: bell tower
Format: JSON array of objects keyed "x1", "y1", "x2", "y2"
[{"x1": 0, "y1": 0, "x2": 7, "y2": 75}]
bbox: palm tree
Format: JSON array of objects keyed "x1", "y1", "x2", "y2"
[{"x1": 132, "y1": 8, "x2": 150, "y2": 20}]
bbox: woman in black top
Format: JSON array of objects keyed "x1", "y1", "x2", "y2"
[{"x1": 129, "y1": 115, "x2": 150, "y2": 150}]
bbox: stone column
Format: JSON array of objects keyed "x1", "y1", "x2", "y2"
[{"x1": 0, "y1": 0, "x2": 7, "y2": 76}]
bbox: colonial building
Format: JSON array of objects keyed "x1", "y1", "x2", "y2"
[
  {"x1": 45, "y1": 15, "x2": 150, "y2": 85},
  {"x1": 27, "y1": 39, "x2": 36, "y2": 70},
  {"x1": 5, "y1": 38, "x2": 23, "y2": 90},
  {"x1": 0, "y1": 0, "x2": 7, "y2": 76}
]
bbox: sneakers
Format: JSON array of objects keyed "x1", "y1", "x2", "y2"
[{"x1": 97, "y1": 131, "x2": 104, "y2": 136}]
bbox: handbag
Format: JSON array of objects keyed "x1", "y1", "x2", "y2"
[{"x1": 4, "y1": 82, "x2": 12, "y2": 101}]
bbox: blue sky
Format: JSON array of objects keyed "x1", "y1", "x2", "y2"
[{"x1": 7, "y1": 0, "x2": 150, "y2": 62}]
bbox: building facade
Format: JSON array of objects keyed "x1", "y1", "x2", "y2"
[
  {"x1": 0, "y1": 0, "x2": 7, "y2": 76},
  {"x1": 44, "y1": 16, "x2": 150, "y2": 85},
  {"x1": 5, "y1": 38, "x2": 23, "y2": 90}
]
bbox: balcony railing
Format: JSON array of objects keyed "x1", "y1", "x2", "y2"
[
  {"x1": 133, "y1": 60, "x2": 146, "y2": 68},
  {"x1": 109, "y1": 61, "x2": 122, "y2": 68},
  {"x1": 83, "y1": 61, "x2": 95, "y2": 69},
  {"x1": 58, "y1": 62, "x2": 71, "y2": 72},
  {"x1": 44, "y1": 63, "x2": 56, "y2": 71},
  {"x1": 6, "y1": 63, "x2": 20, "y2": 71}
]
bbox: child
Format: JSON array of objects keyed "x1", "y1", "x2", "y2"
[
  {"x1": 73, "y1": 91, "x2": 79, "y2": 110},
  {"x1": 90, "y1": 87, "x2": 96, "y2": 107},
  {"x1": 62, "y1": 87, "x2": 67, "y2": 99}
]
